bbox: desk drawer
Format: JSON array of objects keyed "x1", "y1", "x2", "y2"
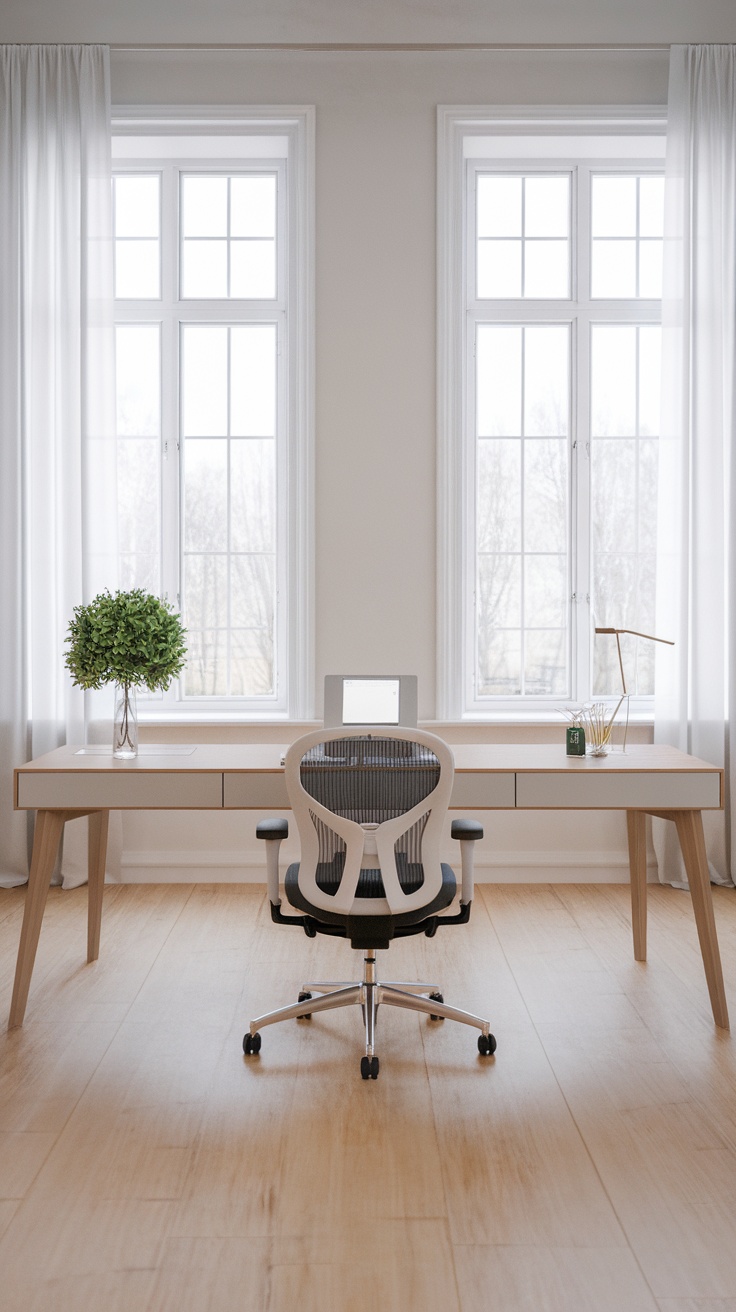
[
  {"x1": 17, "y1": 772, "x2": 224, "y2": 810},
  {"x1": 450, "y1": 772, "x2": 516, "y2": 809},
  {"x1": 516, "y1": 770, "x2": 722, "y2": 810},
  {"x1": 223, "y1": 774, "x2": 290, "y2": 809}
]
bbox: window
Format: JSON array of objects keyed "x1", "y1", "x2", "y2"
[
  {"x1": 112, "y1": 114, "x2": 313, "y2": 717},
  {"x1": 438, "y1": 114, "x2": 666, "y2": 717}
]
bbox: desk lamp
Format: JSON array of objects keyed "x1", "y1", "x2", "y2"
[{"x1": 594, "y1": 627, "x2": 674, "y2": 751}]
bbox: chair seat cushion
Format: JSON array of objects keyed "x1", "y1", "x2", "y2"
[{"x1": 285, "y1": 859, "x2": 456, "y2": 924}]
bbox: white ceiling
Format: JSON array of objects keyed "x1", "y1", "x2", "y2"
[{"x1": 3, "y1": 0, "x2": 736, "y2": 47}]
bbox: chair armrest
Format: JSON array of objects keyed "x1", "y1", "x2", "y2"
[
  {"x1": 256, "y1": 819, "x2": 289, "y2": 841},
  {"x1": 451, "y1": 818, "x2": 483, "y2": 905},
  {"x1": 451, "y1": 819, "x2": 484, "y2": 842},
  {"x1": 256, "y1": 819, "x2": 289, "y2": 905}
]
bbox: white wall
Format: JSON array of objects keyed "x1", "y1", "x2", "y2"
[
  {"x1": 112, "y1": 45, "x2": 672, "y2": 723},
  {"x1": 8, "y1": 1, "x2": 733, "y2": 880}
]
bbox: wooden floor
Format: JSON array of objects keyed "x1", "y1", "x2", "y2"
[{"x1": 1, "y1": 882, "x2": 736, "y2": 1312}]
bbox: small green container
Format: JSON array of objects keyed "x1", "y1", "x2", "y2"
[{"x1": 566, "y1": 726, "x2": 586, "y2": 757}]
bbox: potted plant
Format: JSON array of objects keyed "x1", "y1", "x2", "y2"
[{"x1": 65, "y1": 589, "x2": 187, "y2": 758}]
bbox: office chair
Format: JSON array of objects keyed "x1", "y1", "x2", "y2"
[{"x1": 243, "y1": 725, "x2": 495, "y2": 1079}]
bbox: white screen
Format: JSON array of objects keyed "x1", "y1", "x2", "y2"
[{"x1": 342, "y1": 678, "x2": 401, "y2": 725}]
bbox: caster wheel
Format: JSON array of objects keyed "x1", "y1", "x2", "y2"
[
  {"x1": 243, "y1": 1032, "x2": 262, "y2": 1055},
  {"x1": 477, "y1": 1033, "x2": 497, "y2": 1057},
  {"x1": 297, "y1": 990, "x2": 312, "y2": 1019},
  {"x1": 360, "y1": 1055, "x2": 380, "y2": 1080},
  {"x1": 429, "y1": 991, "x2": 444, "y2": 1021}
]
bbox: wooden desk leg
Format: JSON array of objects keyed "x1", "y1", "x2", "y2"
[
  {"x1": 87, "y1": 810, "x2": 109, "y2": 964},
  {"x1": 674, "y1": 809, "x2": 730, "y2": 1031},
  {"x1": 8, "y1": 809, "x2": 66, "y2": 1029},
  {"x1": 626, "y1": 810, "x2": 647, "y2": 962}
]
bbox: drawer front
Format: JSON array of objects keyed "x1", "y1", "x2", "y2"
[
  {"x1": 223, "y1": 773, "x2": 290, "y2": 809},
  {"x1": 17, "y1": 772, "x2": 224, "y2": 810},
  {"x1": 516, "y1": 771, "x2": 722, "y2": 810},
  {"x1": 450, "y1": 772, "x2": 516, "y2": 810}
]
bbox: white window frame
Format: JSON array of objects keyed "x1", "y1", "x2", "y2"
[
  {"x1": 437, "y1": 106, "x2": 667, "y2": 721},
  {"x1": 112, "y1": 105, "x2": 315, "y2": 721}
]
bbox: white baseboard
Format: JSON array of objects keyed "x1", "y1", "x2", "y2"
[{"x1": 118, "y1": 849, "x2": 656, "y2": 884}]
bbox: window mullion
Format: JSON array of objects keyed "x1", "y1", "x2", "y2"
[{"x1": 573, "y1": 311, "x2": 592, "y2": 702}]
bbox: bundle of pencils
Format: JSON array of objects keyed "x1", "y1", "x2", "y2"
[{"x1": 580, "y1": 696, "x2": 626, "y2": 752}]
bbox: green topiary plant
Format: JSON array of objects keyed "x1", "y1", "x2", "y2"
[{"x1": 65, "y1": 589, "x2": 187, "y2": 754}]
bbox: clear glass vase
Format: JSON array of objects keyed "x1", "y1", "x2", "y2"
[{"x1": 113, "y1": 682, "x2": 138, "y2": 758}]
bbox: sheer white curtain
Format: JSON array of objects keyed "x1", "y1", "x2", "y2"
[
  {"x1": 0, "y1": 45, "x2": 119, "y2": 889},
  {"x1": 654, "y1": 44, "x2": 736, "y2": 886}
]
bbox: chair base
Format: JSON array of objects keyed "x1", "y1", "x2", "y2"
[{"x1": 245, "y1": 949, "x2": 495, "y2": 1077}]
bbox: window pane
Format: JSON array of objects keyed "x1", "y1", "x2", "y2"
[
  {"x1": 524, "y1": 440, "x2": 567, "y2": 553},
  {"x1": 524, "y1": 241, "x2": 569, "y2": 298},
  {"x1": 230, "y1": 240, "x2": 276, "y2": 298},
  {"x1": 478, "y1": 554, "x2": 521, "y2": 629},
  {"x1": 593, "y1": 552, "x2": 638, "y2": 632},
  {"x1": 231, "y1": 439, "x2": 276, "y2": 552},
  {"x1": 181, "y1": 174, "x2": 278, "y2": 300},
  {"x1": 477, "y1": 325, "x2": 522, "y2": 436},
  {"x1": 231, "y1": 629, "x2": 274, "y2": 696},
  {"x1": 639, "y1": 240, "x2": 663, "y2": 298},
  {"x1": 116, "y1": 325, "x2": 160, "y2": 436},
  {"x1": 231, "y1": 176, "x2": 276, "y2": 237},
  {"x1": 639, "y1": 176, "x2": 665, "y2": 237},
  {"x1": 592, "y1": 176, "x2": 637, "y2": 237},
  {"x1": 231, "y1": 554, "x2": 275, "y2": 629},
  {"x1": 477, "y1": 176, "x2": 522, "y2": 237},
  {"x1": 524, "y1": 326, "x2": 568, "y2": 436},
  {"x1": 638, "y1": 439, "x2": 658, "y2": 555},
  {"x1": 591, "y1": 239, "x2": 637, "y2": 298},
  {"x1": 182, "y1": 176, "x2": 228, "y2": 237},
  {"x1": 231, "y1": 325, "x2": 277, "y2": 436},
  {"x1": 591, "y1": 174, "x2": 664, "y2": 300},
  {"x1": 115, "y1": 176, "x2": 159, "y2": 238},
  {"x1": 525, "y1": 176, "x2": 569, "y2": 238},
  {"x1": 591, "y1": 439, "x2": 637, "y2": 557},
  {"x1": 477, "y1": 239, "x2": 522, "y2": 298},
  {"x1": 181, "y1": 240, "x2": 228, "y2": 298},
  {"x1": 525, "y1": 555, "x2": 567, "y2": 628},
  {"x1": 477, "y1": 628, "x2": 521, "y2": 696},
  {"x1": 591, "y1": 326, "x2": 637, "y2": 435},
  {"x1": 184, "y1": 554, "x2": 227, "y2": 630},
  {"x1": 593, "y1": 552, "x2": 657, "y2": 697},
  {"x1": 117, "y1": 438, "x2": 160, "y2": 590},
  {"x1": 115, "y1": 240, "x2": 160, "y2": 299},
  {"x1": 184, "y1": 439, "x2": 228, "y2": 551},
  {"x1": 525, "y1": 629, "x2": 567, "y2": 696},
  {"x1": 639, "y1": 326, "x2": 661, "y2": 436},
  {"x1": 183, "y1": 630, "x2": 227, "y2": 697},
  {"x1": 477, "y1": 440, "x2": 521, "y2": 552},
  {"x1": 182, "y1": 326, "x2": 228, "y2": 437}
]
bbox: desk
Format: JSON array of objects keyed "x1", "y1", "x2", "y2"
[{"x1": 10, "y1": 742, "x2": 728, "y2": 1030}]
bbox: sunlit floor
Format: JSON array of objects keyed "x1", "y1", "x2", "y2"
[{"x1": 1, "y1": 880, "x2": 736, "y2": 1311}]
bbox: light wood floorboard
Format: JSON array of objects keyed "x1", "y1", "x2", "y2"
[{"x1": 0, "y1": 882, "x2": 735, "y2": 1310}]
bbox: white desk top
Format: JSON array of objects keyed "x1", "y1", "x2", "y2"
[
  {"x1": 14, "y1": 742, "x2": 723, "y2": 813},
  {"x1": 15, "y1": 740, "x2": 722, "y2": 775}
]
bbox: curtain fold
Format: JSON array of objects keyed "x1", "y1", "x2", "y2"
[
  {"x1": 0, "y1": 44, "x2": 119, "y2": 888},
  {"x1": 654, "y1": 44, "x2": 736, "y2": 886}
]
